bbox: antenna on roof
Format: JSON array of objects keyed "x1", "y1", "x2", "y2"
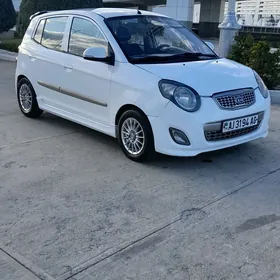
[{"x1": 137, "y1": 9, "x2": 142, "y2": 15}]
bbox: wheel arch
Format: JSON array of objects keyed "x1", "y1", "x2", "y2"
[
  {"x1": 115, "y1": 104, "x2": 148, "y2": 126},
  {"x1": 17, "y1": 75, "x2": 28, "y2": 85},
  {"x1": 115, "y1": 104, "x2": 155, "y2": 142},
  {"x1": 115, "y1": 104, "x2": 155, "y2": 161},
  {"x1": 16, "y1": 74, "x2": 43, "y2": 118}
]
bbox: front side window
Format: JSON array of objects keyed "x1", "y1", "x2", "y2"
[
  {"x1": 34, "y1": 19, "x2": 45, "y2": 43},
  {"x1": 68, "y1": 17, "x2": 108, "y2": 57},
  {"x1": 106, "y1": 16, "x2": 217, "y2": 63},
  {"x1": 41, "y1": 17, "x2": 68, "y2": 51}
]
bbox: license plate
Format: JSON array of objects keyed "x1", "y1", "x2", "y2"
[{"x1": 222, "y1": 114, "x2": 259, "y2": 133}]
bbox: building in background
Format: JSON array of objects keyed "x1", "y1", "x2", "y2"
[
  {"x1": 12, "y1": 0, "x2": 280, "y2": 26},
  {"x1": 225, "y1": 0, "x2": 280, "y2": 26},
  {"x1": 193, "y1": 3, "x2": 201, "y2": 23},
  {"x1": 11, "y1": 0, "x2": 280, "y2": 29},
  {"x1": 150, "y1": 0, "x2": 280, "y2": 27}
]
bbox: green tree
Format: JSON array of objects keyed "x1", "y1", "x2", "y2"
[
  {"x1": 229, "y1": 34, "x2": 280, "y2": 89},
  {"x1": 228, "y1": 34, "x2": 255, "y2": 66},
  {"x1": 17, "y1": 0, "x2": 103, "y2": 37},
  {"x1": 0, "y1": 0, "x2": 17, "y2": 33}
]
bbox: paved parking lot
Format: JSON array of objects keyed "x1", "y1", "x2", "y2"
[{"x1": 1, "y1": 60, "x2": 280, "y2": 280}]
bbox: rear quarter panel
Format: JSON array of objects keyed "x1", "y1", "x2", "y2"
[{"x1": 16, "y1": 18, "x2": 39, "y2": 91}]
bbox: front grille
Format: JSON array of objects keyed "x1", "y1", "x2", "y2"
[
  {"x1": 213, "y1": 89, "x2": 255, "y2": 110},
  {"x1": 204, "y1": 112, "x2": 264, "y2": 142}
]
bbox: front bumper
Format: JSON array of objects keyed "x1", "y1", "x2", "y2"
[{"x1": 149, "y1": 89, "x2": 270, "y2": 157}]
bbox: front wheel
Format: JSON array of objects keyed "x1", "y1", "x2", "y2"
[{"x1": 117, "y1": 110, "x2": 154, "y2": 162}]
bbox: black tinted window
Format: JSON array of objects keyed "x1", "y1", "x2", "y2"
[
  {"x1": 106, "y1": 16, "x2": 216, "y2": 62},
  {"x1": 41, "y1": 17, "x2": 68, "y2": 51},
  {"x1": 34, "y1": 19, "x2": 45, "y2": 43},
  {"x1": 68, "y1": 17, "x2": 108, "y2": 57}
]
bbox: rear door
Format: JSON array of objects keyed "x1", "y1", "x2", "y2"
[{"x1": 32, "y1": 16, "x2": 71, "y2": 109}]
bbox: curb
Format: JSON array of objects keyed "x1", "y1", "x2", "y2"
[
  {"x1": 0, "y1": 49, "x2": 17, "y2": 62},
  {"x1": 270, "y1": 91, "x2": 280, "y2": 105}
]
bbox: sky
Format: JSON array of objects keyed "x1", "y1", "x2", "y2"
[{"x1": 12, "y1": 0, "x2": 21, "y2": 11}]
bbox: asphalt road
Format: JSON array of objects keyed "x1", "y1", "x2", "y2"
[{"x1": 1, "y1": 60, "x2": 280, "y2": 280}]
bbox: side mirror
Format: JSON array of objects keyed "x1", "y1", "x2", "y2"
[
  {"x1": 204, "y1": 41, "x2": 215, "y2": 51},
  {"x1": 83, "y1": 47, "x2": 114, "y2": 65}
]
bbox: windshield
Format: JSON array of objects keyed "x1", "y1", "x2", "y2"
[{"x1": 106, "y1": 15, "x2": 218, "y2": 64}]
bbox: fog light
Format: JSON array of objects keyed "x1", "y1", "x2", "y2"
[{"x1": 169, "y1": 128, "x2": 190, "y2": 146}]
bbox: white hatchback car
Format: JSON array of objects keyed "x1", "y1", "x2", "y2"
[{"x1": 16, "y1": 8, "x2": 270, "y2": 161}]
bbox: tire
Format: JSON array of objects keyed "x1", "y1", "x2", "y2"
[
  {"x1": 117, "y1": 110, "x2": 154, "y2": 162},
  {"x1": 17, "y1": 78, "x2": 43, "y2": 118}
]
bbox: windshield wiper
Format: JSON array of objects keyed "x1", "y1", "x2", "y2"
[
  {"x1": 130, "y1": 52, "x2": 218, "y2": 64},
  {"x1": 130, "y1": 55, "x2": 174, "y2": 63},
  {"x1": 170, "y1": 52, "x2": 217, "y2": 59},
  {"x1": 193, "y1": 52, "x2": 217, "y2": 57}
]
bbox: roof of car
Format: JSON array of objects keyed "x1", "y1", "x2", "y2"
[
  {"x1": 92, "y1": 8, "x2": 165, "y2": 18},
  {"x1": 33, "y1": 8, "x2": 167, "y2": 19}
]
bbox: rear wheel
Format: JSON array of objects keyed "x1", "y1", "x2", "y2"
[
  {"x1": 17, "y1": 78, "x2": 43, "y2": 118},
  {"x1": 117, "y1": 110, "x2": 154, "y2": 162}
]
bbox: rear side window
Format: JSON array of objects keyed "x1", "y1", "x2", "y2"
[
  {"x1": 34, "y1": 19, "x2": 45, "y2": 43},
  {"x1": 41, "y1": 17, "x2": 68, "y2": 51},
  {"x1": 68, "y1": 17, "x2": 108, "y2": 57}
]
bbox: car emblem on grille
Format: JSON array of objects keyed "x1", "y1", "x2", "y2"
[{"x1": 234, "y1": 95, "x2": 245, "y2": 105}]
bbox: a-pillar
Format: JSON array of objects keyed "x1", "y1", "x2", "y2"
[
  {"x1": 199, "y1": 0, "x2": 226, "y2": 37},
  {"x1": 151, "y1": 0, "x2": 195, "y2": 28}
]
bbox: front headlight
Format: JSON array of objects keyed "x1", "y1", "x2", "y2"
[
  {"x1": 159, "y1": 80, "x2": 201, "y2": 112},
  {"x1": 253, "y1": 71, "x2": 269, "y2": 99}
]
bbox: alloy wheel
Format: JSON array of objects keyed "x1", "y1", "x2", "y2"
[
  {"x1": 19, "y1": 84, "x2": 32, "y2": 113},
  {"x1": 121, "y1": 117, "x2": 145, "y2": 155}
]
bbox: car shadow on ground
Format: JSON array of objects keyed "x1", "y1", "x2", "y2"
[{"x1": 38, "y1": 112, "x2": 273, "y2": 173}]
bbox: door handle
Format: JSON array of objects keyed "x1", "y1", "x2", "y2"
[
  {"x1": 64, "y1": 65, "x2": 73, "y2": 70},
  {"x1": 29, "y1": 55, "x2": 36, "y2": 62}
]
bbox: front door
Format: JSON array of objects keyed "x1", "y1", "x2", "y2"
[{"x1": 58, "y1": 16, "x2": 113, "y2": 128}]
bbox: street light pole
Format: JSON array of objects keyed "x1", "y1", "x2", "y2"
[{"x1": 218, "y1": 0, "x2": 241, "y2": 57}]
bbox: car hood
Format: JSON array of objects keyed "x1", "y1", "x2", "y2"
[{"x1": 136, "y1": 58, "x2": 258, "y2": 97}]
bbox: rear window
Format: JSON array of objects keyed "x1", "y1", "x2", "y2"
[
  {"x1": 34, "y1": 19, "x2": 45, "y2": 43},
  {"x1": 41, "y1": 17, "x2": 68, "y2": 51}
]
